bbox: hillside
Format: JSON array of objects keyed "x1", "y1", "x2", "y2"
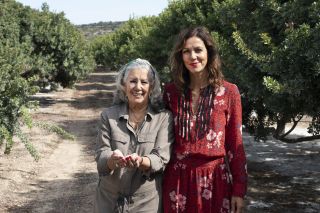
[{"x1": 76, "y1": 21, "x2": 125, "y2": 39}]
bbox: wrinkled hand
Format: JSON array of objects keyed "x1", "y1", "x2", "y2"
[
  {"x1": 108, "y1": 150, "x2": 143, "y2": 170},
  {"x1": 231, "y1": 196, "x2": 244, "y2": 213},
  {"x1": 108, "y1": 149, "x2": 126, "y2": 170},
  {"x1": 125, "y1": 153, "x2": 142, "y2": 168}
]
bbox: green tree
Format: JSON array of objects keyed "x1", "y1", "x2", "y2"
[
  {"x1": 0, "y1": 0, "x2": 90, "y2": 158},
  {"x1": 91, "y1": 17, "x2": 156, "y2": 70},
  {"x1": 21, "y1": 3, "x2": 95, "y2": 87},
  {"x1": 0, "y1": 0, "x2": 39, "y2": 157},
  {"x1": 90, "y1": 0, "x2": 320, "y2": 142},
  {"x1": 227, "y1": 0, "x2": 320, "y2": 142}
]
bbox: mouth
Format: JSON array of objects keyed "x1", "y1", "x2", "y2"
[
  {"x1": 132, "y1": 92, "x2": 144, "y2": 97},
  {"x1": 189, "y1": 62, "x2": 199, "y2": 67}
]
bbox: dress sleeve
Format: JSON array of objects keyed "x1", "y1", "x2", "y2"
[
  {"x1": 225, "y1": 84, "x2": 247, "y2": 197},
  {"x1": 95, "y1": 111, "x2": 114, "y2": 176}
]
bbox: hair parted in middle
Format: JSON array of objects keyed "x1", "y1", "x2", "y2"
[
  {"x1": 170, "y1": 26, "x2": 224, "y2": 93},
  {"x1": 113, "y1": 58, "x2": 163, "y2": 111}
]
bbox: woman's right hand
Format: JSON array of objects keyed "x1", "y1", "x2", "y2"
[{"x1": 107, "y1": 149, "x2": 126, "y2": 170}]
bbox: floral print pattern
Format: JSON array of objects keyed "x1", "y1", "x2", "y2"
[
  {"x1": 202, "y1": 189, "x2": 212, "y2": 200},
  {"x1": 198, "y1": 174, "x2": 213, "y2": 200},
  {"x1": 163, "y1": 81, "x2": 247, "y2": 213},
  {"x1": 215, "y1": 86, "x2": 226, "y2": 96},
  {"x1": 206, "y1": 130, "x2": 223, "y2": 148},
  {"x1": 169, "y1": 191, "x2": 187, "y2": 211},
  {"x1": 221, "y1": 198, "x2": 230, "y2": 213}
]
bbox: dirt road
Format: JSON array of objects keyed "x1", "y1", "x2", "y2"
[{"x1": 0, "y1": 68, "x2": 116, "y2": 212}]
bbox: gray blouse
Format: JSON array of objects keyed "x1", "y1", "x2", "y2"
[{"x1": 94, "y1": 103, "x2": 174, "y2": 213}]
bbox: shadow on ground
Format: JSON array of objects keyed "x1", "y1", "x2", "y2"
[
  {"x1": 6, "y1": 172, "x2": 98, "y2": 213},
  {"x1": 246, "y1": 161, "x2": 319, "y2": 213},
  {"x1": 75, "y1": 83, "x2": 115, "y2": 91},
  {"x1": 79, "y1": 72, "x2": 116, "y2": 84},
  {"x1": 31, "y1": 90, "x2": 114, "y2": 112}
]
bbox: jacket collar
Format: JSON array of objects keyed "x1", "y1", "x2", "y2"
[{"x1": 118, "y1": 103, "x2": 155, "y2": 121}]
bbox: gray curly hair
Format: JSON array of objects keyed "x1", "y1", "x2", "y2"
[{"x1": 113, "y1": 58, "x2": 163, "y2": 110}]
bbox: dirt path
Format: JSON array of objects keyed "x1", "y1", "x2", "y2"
[
  {"x1": 0, "y1": 68, "x2": 116, "y2": 212},
  {"x1": 244, "y1": 133, "x2": 320, "y2": 213}
]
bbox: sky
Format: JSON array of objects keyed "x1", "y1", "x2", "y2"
[{"x1": 16, "y1": 0, "x2": 169, "y2": 25}]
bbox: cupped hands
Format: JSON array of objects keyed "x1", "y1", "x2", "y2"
[{"x1": 108, "y1": 149, "x2": 142, "y2": 170}]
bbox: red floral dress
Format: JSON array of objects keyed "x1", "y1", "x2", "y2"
[{"x1": 162, "y1": 81, "x2": 247, "y2": 213}]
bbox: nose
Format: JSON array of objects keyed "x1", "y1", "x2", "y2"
[
  {"x1": 135, "y1": 80, "x2": 142, "y2": 89},
  {"x1": 190, "y1": 51, "x2": 197, "y2": 60}
]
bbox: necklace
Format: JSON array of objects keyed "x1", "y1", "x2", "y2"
[
  {"x1": 128, "y1": 108, "x2": 146, "y2": 130},
  {"x1": 190, "y1": 79, "x2": 209, "y2": 119},
  {"x1": 191, "y1": 89, "x2": 200, "y2": 118}
]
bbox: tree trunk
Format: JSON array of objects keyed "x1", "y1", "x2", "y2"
[
  {"x1": 274, "y1": 117, "x2": 287, "y2": 139},
  {"x1": 274, "y1": 114, "x2": 319, "y2": 143}
]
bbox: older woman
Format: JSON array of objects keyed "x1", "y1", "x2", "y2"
[{"x1": 94, "y1": 58, "x2": 174, "y2": 212}]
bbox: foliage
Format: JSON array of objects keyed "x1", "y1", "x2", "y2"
[
  {"x1": 226, "y1": 0, "x2": 320, "y2": 140},
  {"x1": 33, "y1": 121, "x2": 75, "y2": 141},
  {"x1": 90, "y1": 33, "x2": 118, "y2": 69},
  {"x1": 21, "y1": 3, "x2": 96, "y2": 87},
  {"x1": 91, "y1": 17, "x2": 156, "y2": 69},
  {"x1": 90, "y1": 0, "x2": 215, "y2": 82},
  {"x1": 308, "y1": 113, "x2": 320, "y2": 135},
  {"x1": 0, "y1": 0, "x2": 37, "y2": 156},
  {"x1": 0, "y1": 0, "x2": 90, "y2": 158},
  {"x1": 91, "y1": 0, "x2": 320, "y2": 141}
]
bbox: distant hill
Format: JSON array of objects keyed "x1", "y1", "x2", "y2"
[{"x1": 76, "y1": 21, "x2": 125, "y2": 39}]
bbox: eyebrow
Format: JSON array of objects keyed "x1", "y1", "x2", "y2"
[
  {"x1": 128, "y1": 76, "x2": 149, "y2": 80},
  {"x1": 183, "y1": 45, "x2": 203, "y2": 49}
]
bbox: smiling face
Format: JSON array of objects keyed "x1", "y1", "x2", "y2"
[
  {"x1": 182, "y1": 36, "x2": 208, "y2": 74},
  {"x1": 123, "y1": 68, "x2": 150, "y2": 108}
]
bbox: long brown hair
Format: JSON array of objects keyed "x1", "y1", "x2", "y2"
[{"x1": 170, "y1": 26, "x2": 223, "y2": 93}]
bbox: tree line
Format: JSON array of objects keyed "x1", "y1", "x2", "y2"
[
  {"x1": 90, "y1": 0, "x2": 320, "y2": 142},
  {"x1": 76, "y1": 21, "x2": 124, "y2": 39},
  {"x1": 0, "y1": 0, "x2": 95, "y2": 158}
]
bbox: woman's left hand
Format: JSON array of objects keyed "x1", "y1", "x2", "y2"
[{"x1": 231, "y1": 196, "x2": 245, "y2": 213}]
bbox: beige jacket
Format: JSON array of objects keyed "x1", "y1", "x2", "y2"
[{"x1": 94, "y1": 103, "x2": 174, "y2": 213}]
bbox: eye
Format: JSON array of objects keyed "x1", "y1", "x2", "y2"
[
  {"x1": 141, "y1": 80, "x2": 149, "y2": 85},
  {"x1": 195, "y1": 48, "x2": 203, "y2": 53},
  {"x1": 182, "y1": 49, "x2": 189, "y2": 54},
  {"x1": 130, "y1": 80, "x2": 137, "y2": 83}
]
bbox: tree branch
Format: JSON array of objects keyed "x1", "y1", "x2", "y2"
[{"x1": 280, "y1": 115, "x2": 303, "y2": 138}]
